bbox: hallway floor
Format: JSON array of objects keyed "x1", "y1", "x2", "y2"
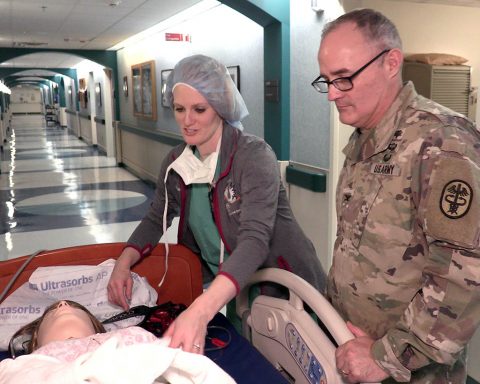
[{"x1": 0, "y1": 115, "x2": 159, "y2": 260}]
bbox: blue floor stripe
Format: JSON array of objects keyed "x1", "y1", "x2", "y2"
[
  {"x1": 0, "y1": 180, "x2": 154, "y2": 234},
  {"x1": 5, "y1": 165, "x2": 120, "y2": 174}
]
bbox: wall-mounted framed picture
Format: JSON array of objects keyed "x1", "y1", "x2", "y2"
[
  {"x1": 131, "y1": 60, "x2": 157, "y2": 120},
  {"x1": 161, "y1": 69, "x2": 172, "y2": 108},
  {"x1": 95, "y1": 82, "x2": 102, "y2": 107},
  {"x1": 123, "y1": 76, "x2": 128, "y2": 97},
  {"x1": 227, "y1": 65, "x2": 240, "y2": 92}
]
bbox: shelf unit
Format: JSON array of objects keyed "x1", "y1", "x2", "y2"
[
  {"x1": 402, "y1": 62, "x2": 473, "y2": 118},
  {"x1": 45, "y1": 105, "x2": 57, "y2": 126}
]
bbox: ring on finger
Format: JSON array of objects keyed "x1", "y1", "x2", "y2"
[
  {"x1": 193, "y1": 343, "x2": 201, "y2": 350},
  {"x1": 340, "y1": 369, "x2": 348, "y2": 376}
]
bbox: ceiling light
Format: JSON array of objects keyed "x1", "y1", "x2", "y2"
[
  {"x1": 311, "y1": 0, "x2": 323, "y2": 12},
  {"x1": 13, "y1": 41, "x2": 48, "y2": 47},
  {"x1": 0, "y1": 82, "x2": 11, "y2": 94}
]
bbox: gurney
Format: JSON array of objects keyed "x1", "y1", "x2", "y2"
[{"x1": 0, "y1": 243, "x2": 355, "y2": 384}]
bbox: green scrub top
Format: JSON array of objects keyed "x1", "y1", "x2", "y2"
[
  {"x1": 188, "y1": 148, "x2": 244, "y2": 331},
  {"x1": 188, "y1": 148, "x2": 228, "y2": 275}
]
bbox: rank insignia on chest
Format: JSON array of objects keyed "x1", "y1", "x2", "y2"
[{"x1": 370, "y1": 163, "x2": 401, "y2": 176}]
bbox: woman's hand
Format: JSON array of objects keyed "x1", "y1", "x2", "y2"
[
  {"x1": 164, "y1": 275, "x2": 236, "y2": 354},
  {"x1": 163, "y1": 302, "x2": 210, "y2": 354},
  {"x1": 107, "y1": 248, "x2": 141, "y2": 310}
]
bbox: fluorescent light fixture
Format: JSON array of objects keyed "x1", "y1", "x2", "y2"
[
  {"x1": 108, "y1": 0, "x2": 220, "y2": 50},
  {"x1": 311, "y1": 0, "x2": 323, "y2": 12},
  {"x1": 73, "y1": 59, "x2": 105, "y2": 71},
  {"x1": 0, "y1": 81, "x2": 11, "y2": 94}
]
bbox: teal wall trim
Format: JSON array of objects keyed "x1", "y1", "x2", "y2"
[
  {"x1": 58, "y1": 76, "x2": 66, "y2": 107},
  {"x1": 3, "y1": 68, "x2": 78, "y2": 109},
  {"x1": 286, "y1": 165, "x2": 327, "y2": 193},
  {"x1": 1, "y1": 67, "x2": 76, "y2": 81},
  {"x1": 6, "y1": 79, "x2": 51, "y2": 88},
  {"x1": 0, "y1": 48, "x2": 118, "y2": 119},
  {"x1": 6, "y1": 78, "x2": 50, "y2": 86},
  {"x1": 467, "y1": 376, "x2": 479, "y2": 384},
  {"x1": 0, "y1": 48, "x2": 116, "y2": 71},
  {"x1": 219, "y1": 0, "x2": 290, "y2": 160},
  {"x1": 118, "y1": 122, "x2": 184, "y2": 147},
  {"x1": 218, "y1": 0, "x2": 277, "y2": 26}
]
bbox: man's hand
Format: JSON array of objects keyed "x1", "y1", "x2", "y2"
[{"x1": 335, "y1": 322, "x2": 390, "y2": 383}]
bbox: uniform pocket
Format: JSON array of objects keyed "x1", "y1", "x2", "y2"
[{"x1": 338, "y1": 177, "x2": 383, "y2": 248}]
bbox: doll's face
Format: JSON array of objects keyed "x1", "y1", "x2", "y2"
[{"x1": 37, "y1": 301, "x2": 96, "y2": 347}]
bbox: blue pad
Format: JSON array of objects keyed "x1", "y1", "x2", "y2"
[{"x1": 205, "y1": 313, "x2": 289, "y2": 384}]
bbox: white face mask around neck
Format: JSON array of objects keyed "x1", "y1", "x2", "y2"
[
  {"x1": 167, "y1": 134, "x2": 221, "y2": 186},
  {"x1": 168, "y1": 145, "x2": 219, "y2": 185},
  {"x1": 157, "y1": 138, "x2": 222, "y2": 288}
]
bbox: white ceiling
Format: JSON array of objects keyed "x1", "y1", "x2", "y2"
[
  {"x1": 2, "y1": 0, "x2": 480, "y2": 74},
  {"x1": 393, "y1": 0, "x2": 480, "y2": 6},
  {"x1": 0, "y1": 0, "x2": 203, "y2": 70}
]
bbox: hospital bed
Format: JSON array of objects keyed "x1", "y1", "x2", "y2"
[{"x1": 0, "y1": 243, "x2": 355, "y2": 384}]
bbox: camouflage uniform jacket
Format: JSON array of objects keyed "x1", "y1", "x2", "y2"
[{"x1": 328, "y1": 82, "x2": 480, "y2": 383}]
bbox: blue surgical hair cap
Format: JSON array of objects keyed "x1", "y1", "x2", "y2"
[{"x1": 166, "y1": 54, "x2": 249, "y2": 130}]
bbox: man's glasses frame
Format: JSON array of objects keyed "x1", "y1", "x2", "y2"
[{"x1": 311, "y1": 49, "x2": 391, "y2": 93}]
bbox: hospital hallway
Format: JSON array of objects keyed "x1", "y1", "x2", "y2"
[{"x1": 0, "y1": 114, "x2": 161, "y2": 261}]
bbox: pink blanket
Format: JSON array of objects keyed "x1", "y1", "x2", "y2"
[{"x1": 0, "y1": 327, "x2": 235, "y2": 384}]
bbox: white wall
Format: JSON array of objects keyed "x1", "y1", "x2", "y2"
[
  {"x1": 70, "y1": 61, "x2": 107, "y2": 117},
  {"x1": 10, "y1": 87, "x2": 42, "y2": 104},
  {"x1": 290, "y1": 0, "x2": 333, "y2": 168},
  {"x1": 116, "y1": 3, "x2": 264, "y2": 138},
  {"x1": 289, "y1": 1, "x2": 349, "y2": 268},
  {"x1": 344, "y1": 0, "x2": 480, "y2": 122},
  {"x1": 10, "y1": 87, "x2": 43, "y2": 114}
]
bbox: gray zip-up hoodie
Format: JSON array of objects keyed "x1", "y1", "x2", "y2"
[{"x1": 127, "y1": 123, "x2": 326, "y2": 294}]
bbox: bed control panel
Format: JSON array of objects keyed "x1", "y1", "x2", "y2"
[
  {"x1": 286, "y1": 323, "x2": 326, "y2": 384},
  {"x1": 242, "y1": 273, "x2": 349, "y2": 384}
]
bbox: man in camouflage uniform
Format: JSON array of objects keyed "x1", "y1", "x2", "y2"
[{"x1": 313, "y1": 8, "x2": 480, "y2": 383}]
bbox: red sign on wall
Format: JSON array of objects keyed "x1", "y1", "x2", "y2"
[{"x1": 165, "y1": 33, "x2": 183, "y2": 41}]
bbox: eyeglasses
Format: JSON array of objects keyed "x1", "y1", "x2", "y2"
[{"x1": 311, "y1": 49, "x2": 390, "y2": 93}]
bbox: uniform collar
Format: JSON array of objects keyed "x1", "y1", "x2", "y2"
[{"x1": 343, "y1": 81, "x2": 417, "y2": 163}]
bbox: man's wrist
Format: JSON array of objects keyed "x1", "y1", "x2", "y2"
[{"x1": 371, "y1": 337, "x2": 411, "y2": 382}]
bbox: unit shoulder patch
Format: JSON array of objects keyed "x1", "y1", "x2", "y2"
[
  {"x1": 424, "y1": 156, "x2": 479, "y2": 248},
  {"x1": 440, "y1": 180, "x2": 473, "y2": 219}
]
